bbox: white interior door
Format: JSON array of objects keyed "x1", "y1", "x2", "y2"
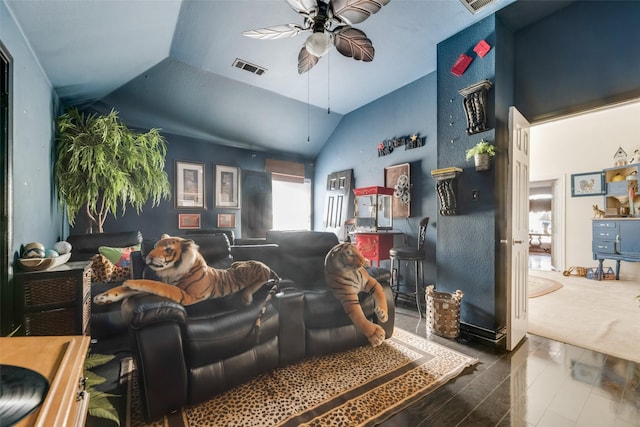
[{"x1": 507, "y1": 106, "x2": 531, "y2": 351}]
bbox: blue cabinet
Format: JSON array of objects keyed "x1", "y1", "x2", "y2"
[{"x1": 592, "y1": 219, "x2": 640, "y2": 279}]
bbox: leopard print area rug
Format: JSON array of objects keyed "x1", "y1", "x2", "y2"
[{"x1": 126, "y1": 328, "x2": 478, "y2": 427}]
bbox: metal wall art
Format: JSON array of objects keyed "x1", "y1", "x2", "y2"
[
  {"x1": 377, "y1": 134, "x2": 425, "y2": 157},
  {"x1": 384, "y1": 163, "x2": 411, "y2": 218}
]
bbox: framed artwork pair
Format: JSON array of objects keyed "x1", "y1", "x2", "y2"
[{"x1": 175, "y1": 162, "x2": 241, "y2": 209}]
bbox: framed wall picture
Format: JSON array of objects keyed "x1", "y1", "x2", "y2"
[
  {"x1": 384, "y1": 163, "x2": 411, "y2": 218},
  {"x1": 175, "y1": 161, "x2": 205, "y2": 208},
  {"x1": 571, "y1": 171, "x2": 605, "y2": 197},
  {"x1": 215, "y1": 165, "x2": 241, "y2": 208},
  {"x1": 178, "y1": 213, "x2": 201, "y2": 230},
  {"x1": 217, "y1": 213, "x2": 236, "y2": 228}
]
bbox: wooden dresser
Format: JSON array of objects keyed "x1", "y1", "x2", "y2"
[{"x1": 0, "y1": 335, "x2": 90, "y2": 426}]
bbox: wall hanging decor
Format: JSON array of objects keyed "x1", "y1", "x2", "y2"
[
  {"x1": 473, "y1": 40, "x2": 491, "y2": 57},
  {"x1": 178, "y1": 213, "x2": 201, "y2": 230},
  {"x1": 215, "y1": 165, "x2": 241, "y2": 209},
  {"x1": 450, "y1": 53, "x2": 473, "y2": 77},
  {"x1": 384, "y1": 163, "x2": 411, "y2": 218},
  {"x1": 431, "y1": 167, "x2": 463, "y2": 216},
  {"x1": 217, "y1": 213, "x2": 236, "y2": 228},
  {"x1": 458, "y1": 80, "x2": 492, "y2": 135},
  {"x1": 176, "y1": 161, "x2": 205, "y2": 209},
  {"x1": 570, "y1": 171, "x2": 605, "y2": 197},
  {"x1": 465, "y1": 139, "x2": 496, "y2": 171},
  {"x1": 377, "y1": 134, "x2": 425, "y2": 157}
]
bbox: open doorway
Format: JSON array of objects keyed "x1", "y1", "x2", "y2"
[{"x1": 528, "y1": 179, "x2": 562, "y2": 272}]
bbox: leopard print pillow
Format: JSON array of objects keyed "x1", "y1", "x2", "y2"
[{"x1": 90, "y1": 254, "x2": 131, "y2": 283}]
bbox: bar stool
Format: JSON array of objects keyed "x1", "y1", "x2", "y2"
[{"x1": 389, "y1": 217, "x2": 429, "y2": 317}]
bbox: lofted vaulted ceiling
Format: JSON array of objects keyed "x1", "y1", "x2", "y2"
[{"x1": 6, "y1": 0, "x2": 521, "y2": 157}]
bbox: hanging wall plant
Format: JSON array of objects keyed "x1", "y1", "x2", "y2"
[
  {"x1": 55, "y1": 108, "x2": 171, "y2": 233},
  {"x1": 465, "y1": 139, "x2": 496, "y2": 171}
]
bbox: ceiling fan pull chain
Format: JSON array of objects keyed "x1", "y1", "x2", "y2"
[
  {"x1": 307, "y1": 71, "x2": 311, "y2": 143},
  {"x1": 327, "y1": 52, "x2": 331, "y2": 115}
]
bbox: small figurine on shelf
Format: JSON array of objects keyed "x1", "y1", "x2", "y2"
[
  {"x1": 628, "y1": 149, "x2": 640, "y2": 164},
  {"x1": 592, "y1": 205, "x2": 605, "y2": 219},
  {"x1": 613, "y1": 146, "x2": 628, "y2": 166}
]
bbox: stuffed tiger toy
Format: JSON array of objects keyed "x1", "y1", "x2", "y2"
[
  {"x1": 93, "y1": 234, "x2": 280, "y2": 327},
  {"x1": 324, "y1": 242, "x2": 388, "y2": 347}
]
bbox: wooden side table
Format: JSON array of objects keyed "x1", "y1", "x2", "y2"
[
  {"x1": 0, "y1": 335, "x2": 91, "y2": 427},
  {"x1": 13, "y1": 261, "x2": 91, "y2": 336}
]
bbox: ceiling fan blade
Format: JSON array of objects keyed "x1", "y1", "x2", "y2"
[
  {"x1": 298, "y1": 46, "x2": 320, "y2": 74},
  {"x1": 333, "y1": 26, "x2": 374, "y2": 61},
  {"x1": 243, "y1": 24, "x2": 307, "y2": 40},
  {"x1": 286, "y1": 0, "x2": 319, "y2": 15},
  {"x1": 330, "y1": 0, "x2": 390, "y2": 25}
]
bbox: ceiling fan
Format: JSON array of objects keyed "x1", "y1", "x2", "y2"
[{"x1": 243, "y1": 0, "x2": 390, "y2": 74}]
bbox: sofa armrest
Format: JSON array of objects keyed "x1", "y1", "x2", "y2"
[
  {"x1": 121, "y1": 294, "x2": 188, "y2": 422},
  {"x1": 121, "y1": 294, "x2": 187, "y2": 329}
]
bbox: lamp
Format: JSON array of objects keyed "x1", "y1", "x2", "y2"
[
  {"x1": 538, "y1": 211, "x2": 551, "y2": 234},
  {"x1": 305, "y1": 31, "x2": 332, "y2": 57}
]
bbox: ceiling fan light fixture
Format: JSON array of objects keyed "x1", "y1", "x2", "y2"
[{"x1": 305, "y1": 32, "x2": 332, "y2": 57}]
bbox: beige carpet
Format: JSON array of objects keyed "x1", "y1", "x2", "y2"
[
  {"x1": 528, "y1": 275, "x2": 563, "y2": 298},
  {"x1": 127, "y1": 328, "x2": 478, "y2": 427},
  {"x1": 528, "y1": 270, "x2": 640, "y2": 363}
]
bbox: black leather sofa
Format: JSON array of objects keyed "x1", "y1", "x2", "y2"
[
  {"x1": 121, "y1": 230, "x2": 395, "y2": 422},
  {"x1": 66, "y1": 230, "x2": 143, "y2": 339}
]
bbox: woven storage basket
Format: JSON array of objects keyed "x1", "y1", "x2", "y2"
[{"x1": 426, "y1": 285, "x2": 464, "y2": 339}]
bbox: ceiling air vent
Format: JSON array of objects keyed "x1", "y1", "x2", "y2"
[
  {"x1": 459, "y1": 0, "x2": 496, "y2": 14},
  {"x1": 232, "y1": 58, "x2": 266, "y2": 76}
]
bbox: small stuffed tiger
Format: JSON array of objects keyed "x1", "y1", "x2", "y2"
[
  {"x1": 324, "y1": 242, "x2": 388, "y2": 347},
  {"x1": 93, "y1": 234, "x2": 279, "y2": 313}
]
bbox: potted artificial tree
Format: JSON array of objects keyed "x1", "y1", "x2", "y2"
[
  {"x1": 55, "y1": 107, "x2": 171, "y2": 233},
  {"x1": 465, "y1": 139, "x2": 496, "y2": 171}
]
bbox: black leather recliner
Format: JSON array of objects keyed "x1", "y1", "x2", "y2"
[{"x1": 121, "y1": 231, "x2": 395, "y2": 422}]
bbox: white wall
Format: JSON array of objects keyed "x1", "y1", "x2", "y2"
[{"x1": 530, "y1": 100, "x2": 640, "y2": 280}]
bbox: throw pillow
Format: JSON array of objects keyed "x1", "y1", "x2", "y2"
[
  {"x1": 98, "y1": 245, "x2": 140, "y2": 268},
  {"x1": 90, "y1": 254, "x2": 131, "y2": 283}
]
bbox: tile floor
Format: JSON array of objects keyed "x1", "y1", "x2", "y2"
[{"x1": 382, "y1": 305, "x2": 640, "y2": 427}]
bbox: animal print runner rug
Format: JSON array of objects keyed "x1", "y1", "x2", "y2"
[{"x1": 126, "y1": 328, "x2": 478, "y2": 427}]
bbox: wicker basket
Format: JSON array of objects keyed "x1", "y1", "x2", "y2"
[{"x1": 426, "y1": 285, "x2": 464, "y2": 339}]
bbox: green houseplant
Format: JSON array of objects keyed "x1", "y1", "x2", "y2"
[
  {"x1": 55, "y1": 108, "x2": 171, "y2": 233},
  {"x1": 84, "y1": 353, "x2": 120, "y2": 425},
  {"x1": 465, "y1": 139, "x2": 496, "y2": 171}
]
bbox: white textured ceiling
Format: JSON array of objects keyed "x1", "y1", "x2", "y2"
[{"x1": 6, "y1": 0, "x2": 519, "y2": 157}]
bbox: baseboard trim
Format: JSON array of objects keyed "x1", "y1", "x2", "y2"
[{"x1": 459, "y1": 322, "x2": 506, "y2": 350}]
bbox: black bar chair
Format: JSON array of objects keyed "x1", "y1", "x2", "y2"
[{"x1": 389, "y1": 217, "x2": 429, "y2": 317}]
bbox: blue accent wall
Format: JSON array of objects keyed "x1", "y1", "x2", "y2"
[
  {"x1": 1, "y1": 1, "x2": 62, "y2": 258},
  {"x1": 436, "y1": 15, "x2": 500, "y2": 334},
  {"x1": 314, "y1": 74, "x2": 439, "y2": 284}
]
